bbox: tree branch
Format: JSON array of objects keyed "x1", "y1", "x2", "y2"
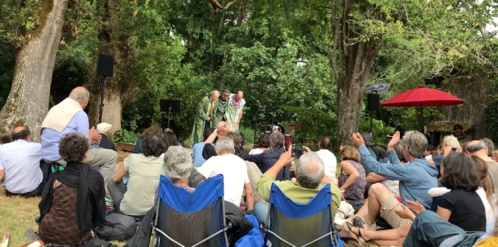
[{"x1": 208, "y1": 0, "x2": 238, "y2": 11}]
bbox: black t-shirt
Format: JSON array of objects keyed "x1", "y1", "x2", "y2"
[{"x1": 438, "y1": 189, "x2": 486, "y2": 231}]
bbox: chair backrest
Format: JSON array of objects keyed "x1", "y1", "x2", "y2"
[
  {"x1": 266, "y1": 183, "x2": 342, "y2": 247},
  {"x1": 154, "y1": 174, "x2": 228, "y2": 247}
]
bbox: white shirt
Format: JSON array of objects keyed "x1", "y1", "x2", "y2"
[
  {"x1": 0, "y1": 140, "x2": 43, "y2": 193},
  {"x1": 249, "y1": 148, "x2": 264, "y2": 155},
  {"x1": 316, "y1": 149, "x2": 337, "y2": 179},
  {"x1": 197, "y1": 154, "x2": 250, "y2": 206}
]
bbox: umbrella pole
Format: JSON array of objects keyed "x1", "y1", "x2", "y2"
[{"x1": 420, "y1": 104, "x2": 424, "y2": 134}]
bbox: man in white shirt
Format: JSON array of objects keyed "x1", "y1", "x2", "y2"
[
  {"x1": 315, "y1": 136, "x2": 338, "y2": 180},
  {"x1": 0, "y1": 126, "x2": 43, "y2": 197},
  {"x1": 197, "y1": 136, "x2": 254, "y2": 212}
]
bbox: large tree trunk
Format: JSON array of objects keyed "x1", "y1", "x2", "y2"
[
  {"x1": 0, "y1": 0, "x2": 69, "y2": 141},
  {"x1": 333, "y1": 0, "x2": 380, "y2": 147}
]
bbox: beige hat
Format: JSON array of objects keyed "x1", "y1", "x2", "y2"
[{"x1": 97, "y1": 122, "x2": 112, "y2": 133}]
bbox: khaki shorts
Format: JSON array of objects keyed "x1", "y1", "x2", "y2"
[{"x1": 379, "y1": 194, "x2": 412, "y2": 228}]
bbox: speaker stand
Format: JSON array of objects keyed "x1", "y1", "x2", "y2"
[
  {"x1": 167, "y1": 106, "x2": 172, "y2": 129},
  {"x1": 98, "y1": 76, "x2": 107, "y2": 123}
]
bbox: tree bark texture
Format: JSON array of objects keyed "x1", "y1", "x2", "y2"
[
  {"x1": 333, "y1": 0, "x2": 380, "y2": 146},
  {"x1": 0, "y1": 0, "x2": 69, "y2": 141}
]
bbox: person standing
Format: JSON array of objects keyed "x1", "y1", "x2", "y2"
[
  {"x1": 191, "y1": 90, "x2": 219, "y2": 143},
  {"x1": 212, "y1": 89, "x2": 230, "y2": 127},
  {"x1": 226, "y1": 90, "x2": 245, "y2": 131}
]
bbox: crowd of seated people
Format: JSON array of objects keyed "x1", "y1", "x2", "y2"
[{"x1": 3, "y1": 87, "x2": 498, "y2": 247}]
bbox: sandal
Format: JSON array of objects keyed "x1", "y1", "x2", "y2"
[
  {"x1": 353, "y1": 217, "x2": 366, "y2": 229},
  {"x1": 346, "y1": 221, "x2": 368, "y2": 243}
]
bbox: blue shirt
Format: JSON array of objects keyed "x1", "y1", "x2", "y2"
[
  {"x1": 192, "y1": 142, "x2": 206, "y2": 167},
  {"x1": 358, "y1": 145, "x2": 438, "y2": 209},
  {"x1": 0, "y1": 140, "x2": 43, "y2": 193},
  {"x1": 41, "y1": 111, "x2": 89, "y2": 162}
]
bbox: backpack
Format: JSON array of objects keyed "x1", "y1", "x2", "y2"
[{"x1": 95, "y1": 213, "x2": 137, "y2": 241}]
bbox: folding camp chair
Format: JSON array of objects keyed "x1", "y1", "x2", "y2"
[
  {"x1": 263, "y1": 183, "x2": 343, "y2": 247},
  {"x1": 153, "y1": 174, "x2": 229, "y2": 247}
]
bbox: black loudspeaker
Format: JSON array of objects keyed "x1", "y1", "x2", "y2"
[
  {"x1": 367, "y1": 93, "x2": 380, "y2": 111},
  {"x1": 96, "y1": 54, "x2": 114, "y2": 77}
]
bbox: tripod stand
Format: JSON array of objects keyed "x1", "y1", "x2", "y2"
[{"x1": 160, "y1": 99, "x2": 181, "y2": 129}]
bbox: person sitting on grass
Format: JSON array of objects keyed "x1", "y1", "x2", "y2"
[
  {"x1": 344, "y1": 152, "x2": 486, "y2": 246},
  {"x1": 109, "y1": 133, "x2": 167, "y2": 217},
  {"x1": 38, "y1": 133, "x2": 105, "y2": 245}
]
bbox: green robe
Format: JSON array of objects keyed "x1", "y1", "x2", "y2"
[
  {"x1": 226, "y1": 94, "x2": 246, "y2": 131},
  {"x1": 212, "y1": 98, "x2": 228, "y2": 127},
  {"x1": 191, "y1": 95, "x2": 217, "y2": 143}
]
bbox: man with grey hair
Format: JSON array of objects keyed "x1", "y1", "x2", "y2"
[
  {"x1": 41, "y1": 86, "x2": 117, "y2": 191},
  {"x1": 482, "y1": 137, "x2": 495, "y2": 158},
  {"x1": 191, "y1": 90, "x2": 220, "y2": 143},
  {"x1": 245, "y1": 132, "x2": 291, "y2": 180},
  {"x1": 467, "y1": 139, "x2": 498, "y2": 201},
  {"x1": 349, "y1": 130, "x2": 438, "y2": 230},
  {"x1": 254, "y1": 147, "x2": 341, "y2": 224},
  {"x1": 197, "y1": 136, "x2": 254, "y2": 213}
]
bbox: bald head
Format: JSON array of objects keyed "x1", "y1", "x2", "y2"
[
  {"x1": 11, "y1": 126, "x2": 30, "y2": 141},
  {"x1": 210, "y1": 90, "x2": 220, "y2": 101},
  {"x1": 236, "y1": 90, "x2": 244, "y2": 100},
  {"x1": 69, "y1": 87, "x2": 90, "y2": 108},
  {"x1": 296, "y1": 152, "x2": 324, "y2": 189}
]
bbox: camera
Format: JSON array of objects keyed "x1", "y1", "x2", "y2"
[{"x1": 292, "y1": 146, "x2": 303, "y2": 158}]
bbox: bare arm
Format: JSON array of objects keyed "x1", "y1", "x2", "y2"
[
  {"x1": 339, "y1": 161, "x2": 359, "y2": 191},
  {"x1": 436, "y1": 206, "x2": 452, "y2": 221},
  {"x1": 366, "y1": 172, "x2": 386, "y2": 183},
  {"x1": 113, "y1": 161, "x2": 127, "y2": 182},
  {"x1": 244, "y1": 183, "x2": 254, "y2": 211},
  {"x1": 0, "y1": 170, "x2": 4, "y2": 182}
]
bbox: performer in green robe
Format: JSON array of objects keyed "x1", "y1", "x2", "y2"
[
  {"x1": 226, "y1": 90, "x2": 246, "y2": 132},
  {"x1": 213, "y1": 89, "x2": 230, "y2": 127},
  {"x1": 191, "y1": 90, "x2": 219, "y2": 143}
]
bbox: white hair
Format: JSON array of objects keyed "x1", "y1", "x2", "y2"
[
  {"x1": 163, "y1": 146, "x2": 193, "y2": 182},
  {"x1": 297, "y1": 152, "x2": 324, "y2": 189},
  {"x1": 215, "y1": 136, "x2": 235, "y2": 154}
]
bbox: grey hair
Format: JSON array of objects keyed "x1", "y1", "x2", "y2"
[
  {"x1": 442, "y1": 135, "x2": 460, "y2": 149},
  {"x1": 215, "y1": 136, "x2": 235, "y2": 154},
  {"x1": 211, "y1": 90, "x2": 220, "y2": 96},
  {"x1": 163, "y1": 146, "x2": 193, "y2": 182},
  {"x1": 297, "y1": 152, "x2": 324, "y2": 189},
  {"x1": 69, "y1": 88, "x2": 90, "y2": 103},
  {"x1": 482, "y1": 138, "x2": 495, "y2": 156},
  {"x1": 467, "y1": 140, "x2": 486, "y2": 153},
  {"x1": 270, "y1": 132, "x2": 284, "y2": 149},
  {"x1": 399, "y1": 131, "x2": 427, "y2": 159}
]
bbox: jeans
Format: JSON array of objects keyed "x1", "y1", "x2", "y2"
[
  {"x1": 403, "y1": 211, "x2": 485, "y2": 247},
  {"x1": 253, "y1": 202, "x2": 270, "y2": 225}
]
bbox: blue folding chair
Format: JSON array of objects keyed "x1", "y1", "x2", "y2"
[
  {"x1": 264, "y1": 183, "x2": 343, "y2": 247},
  {"x1": 153, "y1": 174, "x2": 229, "y2": 247}
]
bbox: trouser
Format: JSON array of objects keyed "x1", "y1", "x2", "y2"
[
  {"x1": 253, "y1": 202, "x2": 269, "y2": 224},
  {"x1": 245, "y1": 161, "x2": 265, "y2": 203},
  {"x1": 5, "y1": 181, "x2": 44, "y2": 198},
  {"x1": 86, "y1": 148, "x2": 118, "y2": 191},
  {"x1": 107, "y1": 180, "x2": 127, "y2": 213},
  {"x1": 403, "y1": 211, "x2": 485, "y2": 247}
]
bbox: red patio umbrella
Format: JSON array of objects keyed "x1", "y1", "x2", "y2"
[{"x1": 381, "y1": 85, "x2": 464, "y2": 131}]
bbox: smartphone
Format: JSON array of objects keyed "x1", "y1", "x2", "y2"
[{"x1": 292, "y1": 146, "x2": 303, "y2": 158}]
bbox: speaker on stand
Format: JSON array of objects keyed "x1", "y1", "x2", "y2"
[{"x1": 96, "y1": 54, "x2": 114, "y2": 123}]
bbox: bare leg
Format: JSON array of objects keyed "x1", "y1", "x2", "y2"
[
  {"x1": 348, "y1": 223, "x2": 410, "y2": 244},
  {"x1": 355, "y1": 183, "x2": 392, "y2": 225}
]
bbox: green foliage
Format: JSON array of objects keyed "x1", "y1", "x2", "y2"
[
  {"x1": 485, "y1": 97, "x2": 498, "y2": 143},
  {"x1": 110, "y1": 129, "x2": 139, "y2": 144},
  {"x1": 238, "y1": 126, "x2": 255, "y2": 144}
]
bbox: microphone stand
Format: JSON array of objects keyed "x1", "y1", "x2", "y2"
[{"x1": 253, "y1": 100, "x2": 261, "y2": 144}]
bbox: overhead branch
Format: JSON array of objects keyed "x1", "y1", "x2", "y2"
[{"x1": 208, "y1": 0, "x2": 238, "y2": 11}]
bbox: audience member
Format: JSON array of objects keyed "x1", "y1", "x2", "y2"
[
  {"x1": 254, "y1": 148, "x2": 341, "y2": 224},
  {"x1": 493, "y1": 150, "x2": 498, "y2": 163},
  {"x1": 109, "y1": 134, "x2": 167, "y2": 217},
  {"x1": 224, "y1": 131, "x2": 248, "y2": 157},
  {"x1": 0, "y1": 130, "x2": 11, "y2": 144},
  {"x1": 349, "y1": 131, "x2": 438, "y2": 230},
  {"x1": 467, "y1": 140, "x2": 498, "y2": 205},
  {"x1": 97, "y1": 122, "x2": 115, "y2": 151},
  {"x1": 338, "y1": 145, "x2": 366, "y2": 212},
  {"x1": 202, "y1": 121, "x2": 231, "y2": 160},
  {"x1": 0, "y1": 126, "x2": 43, "y2": 197},
  {"x1": 366, "y1": 144, "x2": 406, "y2": 199},
  {"x1": 431, "y1": 135, "x2": 460, "y2": 175},
  {"x1": 192, "y1": 128, "x2": 213, "y2": 167},
  {"x1": 133, "y1": 125, "x2": 162, "y2": 154},
  {"x1": 163, "y1": 146, "x2": 196, "y2": 191},
  {"x1": 40, "y1": 87, "x2": 117, "y2": 190},
  {"x1": 245, "y1": 132, "x2": 290, "y2": 180},
  {"x1": 372, "y1": 146, "x2": 388, "y2": 163},
  {"x1": 164, "y1": 131, "x2": 180, "y2": 146},
  {"x1": 249, "y1": 133, "x2": 270, "y2": 155},
  {"x1": 424, "y1": 145, "x2": 435, "y2": 161},
  {"x1": 315, "y1": 136, "x2": 338, "y2": 180},
  {"x1": 197, "y1": 137, "x2": 254, "y2": 212},
  {"x1": 471, "y1": 156, "x2": 496, "y2": 232},
  {"x1": 483, "y1": 137, "x2": 495, "y2": 157},
  {"x1": 38, "y1": 133, "x2": 105, "y2": 245}
]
